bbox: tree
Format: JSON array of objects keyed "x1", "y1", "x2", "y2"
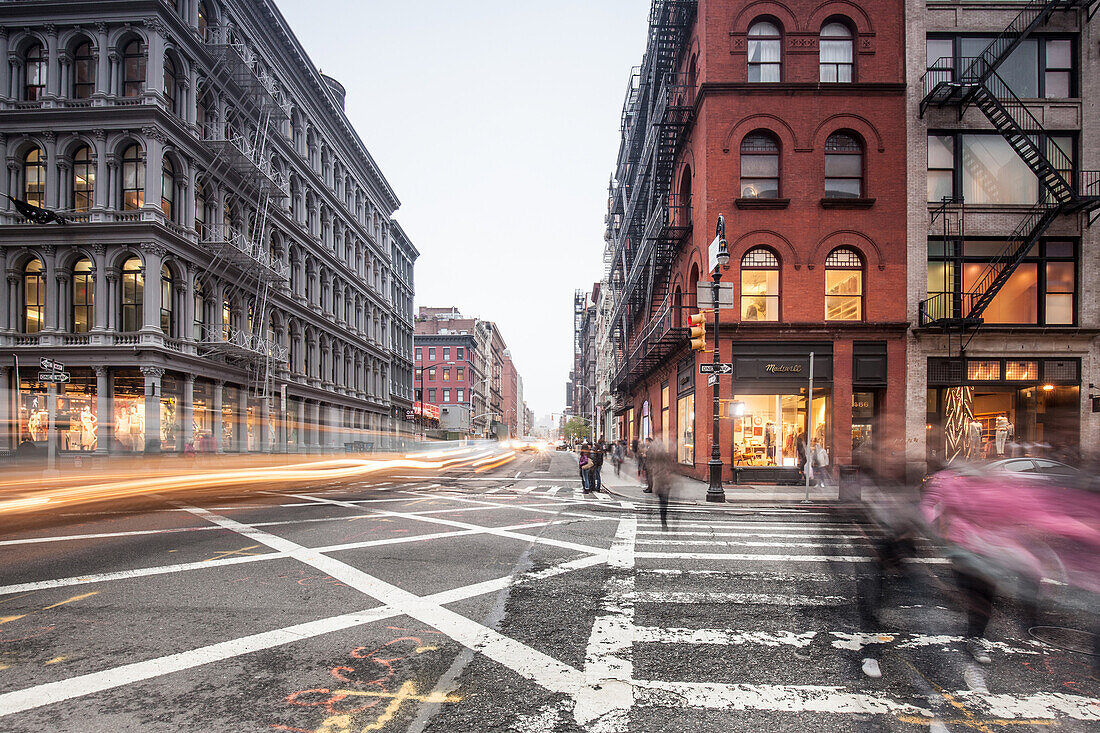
[{"x1": 563, "y1": 416, "x2": 590, "y2": 441}]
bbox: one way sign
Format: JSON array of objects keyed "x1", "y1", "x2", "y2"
[{"x1": 699, "y1": 363, "x2": 733, "y2": 375}]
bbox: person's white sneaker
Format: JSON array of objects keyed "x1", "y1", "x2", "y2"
[
  {"x1": 861, "y1": 657, "x2": 882, "y2": 678},
  {"x1": 967, "y1": 639, "x2": 992, "y2": 665},
  {"x1": 929, "y1": 720, "x2": 950, "y2": 733},
  {"x1": 963, "y1": 664, "x2": 988, "y2": 692}
]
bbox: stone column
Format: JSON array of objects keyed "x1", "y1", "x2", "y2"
[
  {"x1": 182, "y1": 266, "x2": 194, "y2": 341},
  {"x1": 106, "y1": 154, "x2": 119, "y2": 210},
  {"x1": 142, "y1": 129, "x2": 164, "y2": 216},
  {"x1": 140, "y1": 243, "x2": 165, "y2": 334},
  {"x1": 104, "y1": 267, "x2": 119, "y2": 332},
  {"x1": 8, "y1": 56, "x2": 22, "y2": 103},
  {"x1": 93, "y1": 23, "x2": 109, "y2": 100},
  {"x1": 184, "y1": 162, "x2": 197, "y2": 230},
  {"x1": 0, "y1": 366, "x2": 11, "y2": 452},
  {"x1": 41, "y1": 245, "x2": 58, "y2": 333},
  {"x1": 94, "y1": 365, "x2": 110, "y2": 453},
  {"x1": 182, "y1": 373, "x2": 194, "y2": 450},
  {"x1": 141, "y1": 366, "x2": 163, "y2": 453},
  {"x1": 43, "y1": 131, "x2": 58, "y2": 209},
  {"x1": 106, "y1": 49, "x2": 120, "y2": 99},
  {"x1": 44, "y1": 24, "x2": 59, "y2": 100},
  {"x1": 57, "y1": 50, "x2": 71, "y2": 100},
  {"x1": 143, "y1": 19, "x2": 165, "y2": 103},
  {"x1": 212, "y1": 379, "x2": 223, "y2": 453},
  {"x1": 0, "y1": 28, "x2": 10, "y2": 100},
  {"x1": 238, "y1": 386, "x2": 248, "y2": 452},
  {"x1": 92, "y1": 133, "x2": 108, "y2": 212},
  {"x1": 56, "y1": 269, "x2": 71, "y2": 333},
  {"x1": 90, "y1": 244, "x2": 107, "y2": 333},
  {"x1": 308, "y1": 399, "x2": 320, "y2": 450}
]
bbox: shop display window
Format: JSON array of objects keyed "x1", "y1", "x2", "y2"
[
  {"x1": 676, "y1": 394, "x2": 694, "y2": 465},
  {"x1": 193, "y1": 380, "x2": 215, "y2": 452},
  {"x1": 113, "y1": 370, "x2": 146, "y2": 452},
  {"x1": 161, "y1": 373, "x2": 181, "y2": 452},
  {"x1": 731, "y1": 392, "x2": 830, "y2": 467},
  {"x1": 222, "y1": 385, "x2": 239, "y2": 451}
]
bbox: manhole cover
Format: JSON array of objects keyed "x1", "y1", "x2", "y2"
[{"x1": 1028, "y1": 625, "x2": 1097, "y2": 656}]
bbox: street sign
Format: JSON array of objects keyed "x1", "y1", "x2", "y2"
[
  {"x1": 707, "y1": 374, "x2": 718, "y2": 387},
  {"x1": 38, "y1": 371, "x2": 70, "y2": 383},
  {"x1": 699, "y1": 363, "x2": 733, "y2": 375},
  {"x1": 695, "y1": 282, "x2": 735, "y2": 308},
  {"x1": 40, "y1": 357, "x2": 64, "y2": 371}
]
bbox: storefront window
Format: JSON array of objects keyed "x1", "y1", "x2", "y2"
[
  {"x1": 161, "y1": 373, "x2": 180, "y2": 452},
  {"x1": 113, "y1": 370, "x2": 146, "y2": 452},
  {"x1": 287, "y1": 399, "x2": 300, "y2": 451},
  {"x1": 222, "y1": 384, "x2": 239, "y2": 451},
  {"x1": 676, "y1": 394, "x2": 694, "y2": 464},
  {"x1": 852, "y1": 392, "x2": 874, "y2": 453},
  {"x1": 661, "y1": 384, "x2": 670, "y2": 438},
  {"x1": 732, "y1": 392, "x2": 830, "y2": 467},
  {"x1": 193, "y1": 380, "x2": 214, "y2": 452}
]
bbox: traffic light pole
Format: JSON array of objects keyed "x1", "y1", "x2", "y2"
[{"x1": 706, "y1": 272, "x2": 725, "y2": 502}]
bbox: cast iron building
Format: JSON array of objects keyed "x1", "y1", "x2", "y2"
[
  {"x1": 906, "y1": 0, "x2": 1100, "y2": 477},
  {"x1": 0, "y1": 0, "x2": 417, "y2": 455},
  {"x1": 606, "y1": 0, "x2": 908, "y2": 482}
]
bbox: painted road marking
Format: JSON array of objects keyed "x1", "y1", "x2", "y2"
[
  {"x1": 635, "y1": 551, "x2": 950, "y2": 564},
  {"x1": 0, "y1": 592, "x2": 99, "y2": 624},
  {"x1": 633, "y1": 591, "x2": 847, "y2": 606},
  {"x1": 634, "y1": 538, "x2": 867, "y2": 549},
  {"x1": 0, "y1": 553, "x2": 603, "y2": 718}
]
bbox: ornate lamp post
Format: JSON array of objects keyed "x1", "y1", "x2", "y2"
[{"x1": 707, "y1": 214, "x2": 730, "y2": 502}]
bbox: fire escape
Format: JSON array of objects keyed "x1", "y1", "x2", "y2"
[
  {"x1": 918, "y1": 0, "x2": 1100, "y2": 328},
  {"x1": 198, "y1": 28, "x2": 291, "y2": 390},
  {"x1": 607, "y1": 0, "x2": 697, "y2": 394}
]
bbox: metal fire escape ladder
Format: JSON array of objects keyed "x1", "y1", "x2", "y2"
[{"x1": 917, "y1": 0, "x2": 1100, "y2": 327}]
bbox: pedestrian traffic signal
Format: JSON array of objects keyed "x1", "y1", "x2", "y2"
[{"x1": 689, "y1": 312, "x2": 707, "y2": 352}]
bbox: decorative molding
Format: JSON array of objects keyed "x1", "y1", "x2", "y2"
[
  {"x1": 140, "y1": 366, "x2": 166, "y2": 379},
  {"x1": 92, "y1": 243, "x2": 106, "y2": 255},
  {"x1": 94, "y1": 365, "x2": 107, "y2": 377},
  {"x1": 93, "y1": 128, "x2": 106, "y2": 141},
  {"x1": 141, "y1": 126, "x2": 168, "y2": 144},
  {"x1": 142, "y1": 242, "x2": 168, "y2": 258}
]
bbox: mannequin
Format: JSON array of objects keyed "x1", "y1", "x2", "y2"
[
  {"x1": 80, "y1": 406, "x2": 97, "y2": 451},
  {"x1": 764, "y1": 422, "x2": 776, "y2": 463},
  {"x1": 994, "y1": 416, "x2": 1011, "y2": 456},
  {"x1": 966, "y1": 420, "x2": 983, "y2": 458}
]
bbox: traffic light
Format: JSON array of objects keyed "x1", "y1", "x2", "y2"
[{"x1": 689, "y1": 311, "x2": 708, "y2": 352}]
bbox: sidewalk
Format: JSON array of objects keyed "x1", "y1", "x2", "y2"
[{"x1": 591, "y1": 453, "x2": 840, "y2": 507}]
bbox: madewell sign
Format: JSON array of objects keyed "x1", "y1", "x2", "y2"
[{"x1": 764, "y1": 363, "x2": 803, "y2": 374}]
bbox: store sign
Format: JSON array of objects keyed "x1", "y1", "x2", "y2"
[
  {"x1": 764, "y1": 363, "x2": 803, "y2": 374},
  {"x1": 735, "y1": 355, "x2": 833, "y2": 382}
]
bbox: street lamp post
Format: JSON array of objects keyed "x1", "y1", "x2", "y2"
[{"x1": 707, "y1": 214, "x2": 730, "y2": 503}]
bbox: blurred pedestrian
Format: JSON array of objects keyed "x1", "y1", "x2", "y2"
[
  {"x1": 578, "y1": 440, "x2": 594, "y2": 493},
  {"x1": 640, "y1": 437, "x2": 653, "y2": 492},
  {"x1": 590, "y1": 439, "x2": 605, "y2": 492},
  {"x1": 648, "y1": 436, "x2": 673, "y2": 530},
  {"x1": 612, "y1": 440, "x2": 625, "y2": 476}
]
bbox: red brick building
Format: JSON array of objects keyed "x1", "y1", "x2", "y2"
[{"x1": 607, "y1": 0, "x2": 907, "y2": 482}]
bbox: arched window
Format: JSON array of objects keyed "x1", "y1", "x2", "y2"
[
  {"x1": 825, "y1": 247, "x2": 863, "y2": 321},
  {"x1": 740, "y1": 248, "x2": 780, "y2": 322},
  {"x1": 72, "y1": 41, "x2": 95, "y2": 99},
  {"x1": 72, "y1": 258, "x2": 94, "y2": 333},
  {"x1": 160, "y1": 264, "x2": 174, "y2": 336},
  {"x1": 22, "y1": 259, "x2": 45, "y2": 333},
  {"x1": 194, "y1": 182, "x2": 207, "y2": 236},
  {"x1": 23, "y1": 148, "x2": 46, "y2": 207},
  {"x1": 820, "y1": 22, "x2": 854, "y2": 82},
  {"x1": 198, "y1": 2, "x2": 210, "y2": 39},
  {"x1": 163, "y1": 55, "x2": 178, "y2": 114},
  {"x1": 122, "y1": 39, "x2": 146, "y2": 97},
  {"x1": 122, "y1": 144, "x2": 144, "y2": 210},
  {"x1": 24, "y1": 43, "x2": 46, "y2": 100},
  {"x1": 222, "y1": 290, "x2": 232, "y2": 340},
  {"x1": 193, "y1": 280, "x2": 206, "y2": 340},
  {"x1": 161, "y1": 157, "x2": 175, "y2": 220},
  {"x1": 120, "y1": 256, "x2": 143, "y2": 332},
  {"x1": 824, "y1": 132, "x2": 863, "y2": 198},
  {"x1": 739, "y1": 133, "x2": 779, "y2": 199},
  {"x1": 747, "y1": 21, "x2": 781, "y2": 82},
  {"x1": 73, "y1": 145, "x2": 94, "y2": 212}
]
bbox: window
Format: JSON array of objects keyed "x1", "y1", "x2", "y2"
[
  {"x1": 24, "y1": 43, "x2": 46, "y2": 100},
  {"x1": 457, "y1": 389, "x2": 464, "y2": 402},
  {"x1": 121, "y1": 256, "x2": 144, "y2": 332},
  {"x1": 73, "y1": 145, "x2": 94, "y2": 212},
  {"x1": 122, "y1": 39, "x2": 146, "y2": 97},
  {"x1": 967, "y1": 360, "x2": 1000, "y2": 381},
  {"x1": 428, "y1": 388, "x2": 436, "y2": 403},
  {"x1": 824, "y1": 248, "x2": 863, "y2": 320},
  {"x1": 122, "y1": 144, "x2": 145, "y2": 210},
  {"x1": 677, "y1": 394, "x2": 694, "y2": 464},
  {"x1": 824, "y1": 132, "x2": 862, "y2": 198},
  {"x1": 163, "y1": 55, "x2": 178, "y2": 114},
  {"x1": 415, "y1": 347, "x2": 422, "y2": 361},
  {"x1": 193, "y1": 280, "x2": 206, "y2": 340},
  {"x1": 428, "y1": 347, "x2": 436, "y2": 361},
  {"x1": 23, "y1": 148, "x2": 46, "y2": 208},
  {"x1": 73, "y1": 41, "x2": 95, "y2": 99},
  {"x1": 819, "y1": 22, "x2": 853, "y2": 82},
  {"x1": 740, "y1": 133, "x2": 779, "y2": 199},
  {"x1": 928, "y1": 239, "x2": 1075, "y2": 325},
  {"x1": 442, "y1": 367, "x2": 450, "y2": 381},
  {"x1": 72, "y1": 258, "x2": 94, "y2": 333},
  {"x1": 443, "y1": 347, "x2": 450, "y2": 360},
  {"x1": 443, "y1": 389, "x2": 451, "y2": 403},
  {"x1": 1005, "y1": 360, "x2": 1038, "y2": 381},
  {"x1": 926, "y1": 36, "x2": 1074, "y2": 99},
  {"x1": 428, "y1": 367, "x2": 436, "y2": 380},
  {"x1": 22, "y1": 259, "x2": 45, "y2": 333},
  {"x1": 198, "y1": 1, "x2": 210, "y2": 39},
  {"x1": 747, "y1": 21, "x2": 781, "y2": 82},
  {"x1": 222, "y1": 291, "x2": 231, "y2": 340},
  {"x1": 456, "y1": 347, "x2": 464, "y2": 360},
  {"x1": 160, "y1": 264, "x2": 174, "y2": 336},
  {"x1": 161, "y1": 158, "x2": 175, "y2": 220},
  {"x1": 457, "y1": 366, "x2": 465, "y2": 381},
  {"x1": 927, "y1": 134, "x2": 954, "y2": 202},
  {"x1": 740, "y1": 248, "x2": 779, "y2": 321},
  {"x1": 415, "y1": 367, "x2": 423, "y2": 381}
]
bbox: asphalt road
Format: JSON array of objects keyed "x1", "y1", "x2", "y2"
[{"x1": 0, "y1": 449, "x2": 1096, "y2": 732}]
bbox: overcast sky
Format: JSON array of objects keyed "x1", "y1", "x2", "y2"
[{"x1": 273, "y1": 0, "x2": 650, "y2": 416}]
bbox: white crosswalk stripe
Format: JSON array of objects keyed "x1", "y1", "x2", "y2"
[{"x1": 572, "y1": 510, "x2": 1096, "y2": 730}]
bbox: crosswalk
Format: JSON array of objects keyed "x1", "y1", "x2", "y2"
[
  {"x1": 570, "y1": 512, "x2": 1099, "y2": 732},
  {"x1": 481, "y1": 484, "x2": 616, "y2": 502}
]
